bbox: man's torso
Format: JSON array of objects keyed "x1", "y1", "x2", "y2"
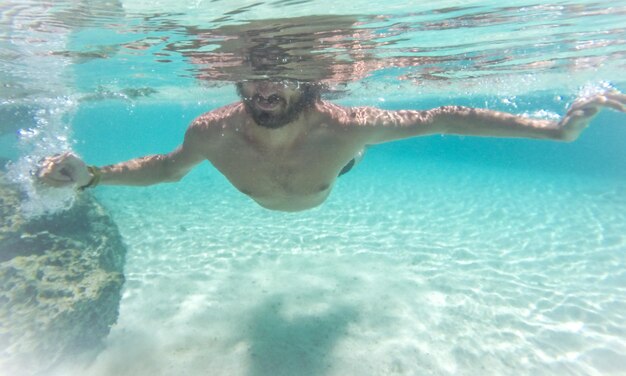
[{"x1": 196, "y1": 102, "x2": 367, "y2": 211}]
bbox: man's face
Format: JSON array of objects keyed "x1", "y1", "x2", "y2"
[{"x1": 237, "y1": 80, "x2": 312, "y2": 129}]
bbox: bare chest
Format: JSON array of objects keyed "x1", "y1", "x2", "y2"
[{"x1": 206, "y1": 132, "x2": 358, "y2": 210}]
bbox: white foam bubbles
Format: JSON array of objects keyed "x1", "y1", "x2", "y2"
[{"x1": 5, "y1": 97, "x2": 79, "y2": 218}]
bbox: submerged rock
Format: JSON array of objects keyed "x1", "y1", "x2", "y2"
[{"x1": 0, "y1": 173, "x2": 126, "y2": 375}]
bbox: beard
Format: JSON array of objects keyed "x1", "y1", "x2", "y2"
[{"x1": 237, "y1": 83, "x2": 318, "y2": 129}]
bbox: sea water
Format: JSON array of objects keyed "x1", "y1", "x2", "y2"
[{"x1": 2, "y1": 1, "x2": 626, "y2": 375}]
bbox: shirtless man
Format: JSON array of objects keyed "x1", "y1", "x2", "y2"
[{"x1": 38, "y1": 79, "x2": 626, "y2": 212}]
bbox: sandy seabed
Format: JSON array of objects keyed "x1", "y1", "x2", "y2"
[{"x1": 50, "y1": 145, "x2": 626, "y2": 376}]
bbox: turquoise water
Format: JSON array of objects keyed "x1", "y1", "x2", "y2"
[{"x1": 2, "y1": 1, "x2": 626, "y2": 375}]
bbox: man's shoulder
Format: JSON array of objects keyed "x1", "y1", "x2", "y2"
[
  {"x1": 315, "y1": 100, "x2": 412, "y2": 127},
  {"x1": 191, "y1": 102, "x2": 245, "y2": 131},
  {"x1": 314, "y1": 100, "x2": 354, "y2": 126},
  {"x1": 315, "y1": 100, "x2": 349, "y2": 114},
  {"x1": 314, "y1": 100, "x2": 377, "y2": 128}
]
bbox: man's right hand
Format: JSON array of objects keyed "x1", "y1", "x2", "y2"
[
  {"x1": 558, "y1": 90, "x2": 626, "y2": 141},
  {"x1": 37, "y1": 152, "x2": 92, "y2": 188}
]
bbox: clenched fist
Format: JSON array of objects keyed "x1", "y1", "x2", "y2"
[{"x1": 37, "y1": 152, "x2": 93, "y2": 188}]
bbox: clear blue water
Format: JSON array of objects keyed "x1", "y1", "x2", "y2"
[{"x1": 2, "y1": 1, "x2": 626, "y2": 375}]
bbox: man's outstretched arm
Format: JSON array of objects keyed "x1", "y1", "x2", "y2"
[
  {"x1": 37, "y1": 123, "x2": 207, "y2": 189},
  {"x1": 336, "y1": 91, "x2": 626, "y2": 144}
]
